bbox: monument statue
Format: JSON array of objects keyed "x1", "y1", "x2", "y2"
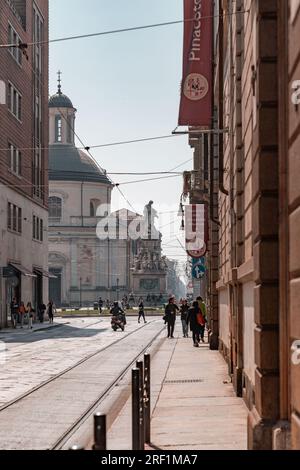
[{"x1": 143, "y1": 201, "x2": 159, "y2": 240}]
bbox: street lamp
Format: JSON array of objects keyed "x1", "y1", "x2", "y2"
[
  {"x1": 116, "y1": 278, "x2": 119, "y2": 301},
  {"x1": 79, "y1": 277, "x2": 82, "y2": 308}
]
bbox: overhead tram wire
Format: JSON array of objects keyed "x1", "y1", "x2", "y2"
[
  {"x1": 0, "y1": 174, "x2": 182, "y2": 189},
  {"x1": 0, "y1": 133, "x2": 185, "y2": 154},
  {"x1": 0, "y1": 10, "x2": 250, "y2": 49},
  {"x1": 0, "y1": 20, "x2": 192, "y2": 195},
  {"x1": 116, "y1": 174, "x2": 181, "y2": 186},
  {"x1": 11, "y1": 40, "x2": 138, "y2": 213},
  {"x1": 0, "y1": 23, "x2": 192, "y2": 204}
]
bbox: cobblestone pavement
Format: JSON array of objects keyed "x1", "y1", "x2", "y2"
[{"x1": 0, "y1": 317, "x2": 155, "y2": 408}]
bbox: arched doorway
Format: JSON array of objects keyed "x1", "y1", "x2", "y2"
[{"x1": 49, "y1": 268, "x2": 62, "y2": 307}]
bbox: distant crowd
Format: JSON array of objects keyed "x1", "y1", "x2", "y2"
[
  {"x1": 100, "y1": 294, "x2": 209, "y2": 348},
  {"x1": 163, "y1": 296, "x2": 208, "y2": 348},
  {"x1": 97, "y1": 293, "x2": 165, "y2": 314},
  {"x1": 10, "y1": 298, "x2": 56, "y2": 329}
]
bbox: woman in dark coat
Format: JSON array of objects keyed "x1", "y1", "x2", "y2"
[
  {"x1": 187, "y1": 301, "x2": 202, "y2": 347},
  {"x1": 164, "y1": 297, "x2": 179, "y2": 338}
]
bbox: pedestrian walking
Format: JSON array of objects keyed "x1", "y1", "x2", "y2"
[
  {"x1": 164, "y1": 297, "x2": 179, "y2": 338},
  {"x1": 187, "y1": 301, "x2": 205, "y2": 347},
  {"x1": 26, "y1": 302, "x2": 35, "y2": 329},
  {"x1": 197, "y1": 296, "x2": 207, "y2": 343},
  {"x1": 10, "y1": 297, "x2": 19, "y2": 329},
  {"x1": 47, "y1": 300, "x2": 55, "y2": 324},
  {"x1": 98, "y1": 297, "x2": 103, "y2": 314},
  {"x1": 138, "y1": 300, "x2": 147, "y2": 324},
  {"x1": 180, "y1": 299, "x2": 189, "y2": 338},
  {"x1": 38, "y1": 302, "x2": 46, "y2": 323},
  {"x1": 19, "y1": 301, "x2": 27, "y2": 329},
  {"x1": 106, "y1": 299, "x2": 110, "y2": 311}
]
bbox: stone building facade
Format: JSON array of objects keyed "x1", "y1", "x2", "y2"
[
  {"x1": 48, "y1": 85, "x2": 167, "y2": 306},
  {"x1": 0, "y1": 0, "x2": 49, "y2": 328},
  {"x1": 209, "y1": 0, "x2": 300, "y2": 450}
]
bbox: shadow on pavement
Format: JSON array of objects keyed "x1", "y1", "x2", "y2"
[{"x1": 0, "y1": 323, "x2": 109, "y2": 344}]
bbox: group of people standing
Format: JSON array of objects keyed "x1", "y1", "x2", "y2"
[
  {"x1": 10, "y1": 298, "x2": 56, "y2": 329},
  {"x1": 164, "y1": 296, "x2": 207, "y2": 347}
]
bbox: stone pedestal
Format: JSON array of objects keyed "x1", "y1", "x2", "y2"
[{"x1": 132, "y1": 271, "x2": 167, "y2": 298}]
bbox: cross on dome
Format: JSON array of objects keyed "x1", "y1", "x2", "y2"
[{"x1": 57, "y1": 70, "x2": 62, "y2": 95}]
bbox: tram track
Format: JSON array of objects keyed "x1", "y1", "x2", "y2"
[
  {"x1": 0, "y1": 319, "x2": 166, "y2": 450},
  {"x1": 0, "y1": 319, "x2": 156, "y2": 414},
  {"x1": 51, "y1": 324, "x2": 165, "y2": 450}
]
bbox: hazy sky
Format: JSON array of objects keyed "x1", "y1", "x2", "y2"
[{"x1": 49, "y1": 0, "x2": 193, "y2": 263}]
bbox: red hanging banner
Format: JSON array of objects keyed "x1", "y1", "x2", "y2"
[
  {"x1": 178, "y1": 0, "x2": 213, "y2": 127},
  {"x1": 185, "y1": 204, "x2": 208, "y2": 257}
]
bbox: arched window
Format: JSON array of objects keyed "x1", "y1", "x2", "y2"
[
  {"x1": 90, "y1": 201, "x2": 95, "y2": 217},
  {"x1": 90, "y1": 199, "x2": 100, "y2": 217},
  {"x1": 55, "y1": 115, "x2": 62, "y2": 142},
  {"x1": 49, "y1": 196, "x2": 62, "y2": 219}
]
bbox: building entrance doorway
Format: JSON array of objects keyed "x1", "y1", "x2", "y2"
[
  {"x1": 49, "y1": 268, "x2": 62, "y2": 306},
  {"x1": 33, "y1": 271, "x2": 43, "y2": 311}
]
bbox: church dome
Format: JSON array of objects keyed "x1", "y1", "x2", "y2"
[
  {"x1": 49, "y1": 92, "x2": 74, "y2": 109},
  {"x1": 49, "y1": 145, "x2": 112, "y2": 185},
  {"x1": 49, "y1": 72, "x2": 111, "y2": 186}
]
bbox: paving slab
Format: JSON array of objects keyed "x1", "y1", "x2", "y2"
[{"x1": 108, "y1": 324, "x2": 248, "y2": 450}]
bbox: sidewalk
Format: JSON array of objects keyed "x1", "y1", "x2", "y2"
[
  {"x1": 108, "y1": 324, "x2": 248, "y2": 450},
  {"x1": 0, "y1": 320, "x2": 68, "y2": 338}
]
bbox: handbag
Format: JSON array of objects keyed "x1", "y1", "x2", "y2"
[{"x1": 196, "y1": 312, "x2": 205, "y2": 326}]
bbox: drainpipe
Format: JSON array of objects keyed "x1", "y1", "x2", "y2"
[
  {"x1": 219, "y1": 0, "x2": 229, "y2": 196},
  {"x1": 209, "y1": 4, "x2": 221, "y2": 226},
  {"x1": 81, "y1": 182, "x2": 84, "y2": 227},
  {"x1": 210, "y1": 132, "x2": 220, "y2": 226}
]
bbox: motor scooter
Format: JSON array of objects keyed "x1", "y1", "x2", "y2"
[{"x1": 111, "y1": 313, "x2": 125, "y2": 331}]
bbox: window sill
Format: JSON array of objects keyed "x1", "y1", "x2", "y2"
[
  {"x1": 7, "y1": 229, "x2": 22, "y2": 236},
  {"x1": 8, "y1": 51, "x2": 22, "y2": 68},
  {"x1": 8, "y1": 169, "x2": 22, "y2": 179},
  {"x1": 8, "y1": 109, "x2": 22, "y2": 124},
  {"x1": 33, "y1": 238, "x2": 43, "y2": 244}
]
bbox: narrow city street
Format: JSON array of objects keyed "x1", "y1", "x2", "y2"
[{"x1": 0, "y1": 0, "x2": 300, "y2": 457}]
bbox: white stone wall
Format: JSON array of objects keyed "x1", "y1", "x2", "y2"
[
  {"x1": 49, "y1": 181, "x2": 111, "y2": 226},
  {"x1": 0, "y1": 187, "x2": 48, "y2": 326},
  {"x1": 49, "y1": 180, "x2": 132, "y2": 306},
  {"x1": 219, "y1": 288, "x2": 230, "y2": 349}
]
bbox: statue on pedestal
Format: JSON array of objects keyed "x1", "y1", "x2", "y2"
[{"x1": 142, "y1": 201, "x2": 159, "y2": 240}]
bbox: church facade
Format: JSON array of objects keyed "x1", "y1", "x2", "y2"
[{"x1": 48, "y1": 81, "x2": 167, "y2": 307}]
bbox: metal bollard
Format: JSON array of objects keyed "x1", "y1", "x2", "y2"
[
  {"x1": 144, "y1": 353, "x2": 151, "y2": 444},
  {"x1": 132, "y1": 367, "x2": 140, "y2": 450},
  {"x1": 93, "y1": 413, "x2": 107, "y2": 450},
  {"x1": 136, "y1": 360, "x2": 145, "y2": 450}
]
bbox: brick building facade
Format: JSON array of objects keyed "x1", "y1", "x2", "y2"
[
  {"x1": 182, "y1": 0, "x2": 300, "y2": 450},
  {"x1": 0, "y1": 0, "x2": 49, "y2": 327},
  {"x1": 206, "y1": 0, "x2": 300, "y2": 450}
]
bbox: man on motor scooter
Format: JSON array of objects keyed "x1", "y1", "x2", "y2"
[{"x1": 110, "y1": 301, "x2": 126, "y2": 326}]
